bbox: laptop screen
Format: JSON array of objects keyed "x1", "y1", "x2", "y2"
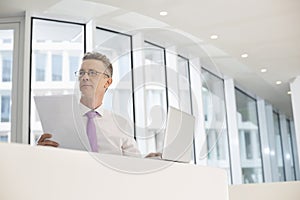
[{"x1": 162, "y1": 107, "x2": 195, "y2": 163}]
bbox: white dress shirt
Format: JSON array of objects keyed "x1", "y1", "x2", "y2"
[{"x1": 79, "y1": 103, "x2": 141, "y2": 157}]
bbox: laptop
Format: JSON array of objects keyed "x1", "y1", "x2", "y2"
[{"x1": 160, "y1": 106, "x2": 195, "y2": 163}]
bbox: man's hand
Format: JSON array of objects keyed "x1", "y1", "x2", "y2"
[
  {"x1": 37, "y1": 133, "x2": 59, "y2": 147},
  {"x1": 145, "y1": 152, "x2": 162, "y2": 158}
]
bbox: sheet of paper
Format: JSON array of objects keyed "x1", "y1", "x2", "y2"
[{"x1": 34, "y1": 94, "x2": 91, "y2": 151}]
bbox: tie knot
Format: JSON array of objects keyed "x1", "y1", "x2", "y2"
[{"x1": 86, "y1": 111, "x2": 98, "y2": 119}]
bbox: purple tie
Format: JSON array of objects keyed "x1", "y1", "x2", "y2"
[{"x1": 86, "y1": 111, "x2": 98, "y2": 152}]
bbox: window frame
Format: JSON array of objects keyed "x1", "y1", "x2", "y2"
[
  {"x1": 234, "y1": 87, "x2": 265, "y2": 183},
  {"x1": 0, "y1": 17, "x2": 24, "y2": 143},
  {"x1": 29, "y1": 17, "x2": 86, "y2": 143}
]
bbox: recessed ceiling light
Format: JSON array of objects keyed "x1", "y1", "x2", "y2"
[
  {"x1": 260, "y1": 68, "x2": 267, "y2": 73},
  {"x1": 287, "y1": 91, "x2": 292, "y2": 95},
  {"x1": 241, "y1": 53, "x2": 248, "y2": 58},
  {"x1": 210, "y1": 35, "x2": 218, "y2": 40},
  {"x1": 160, "y1": 11, "x2": 168, "y2": 16},
  {"x1": 276, "y1": 80, "x2": 282, "y2": 85}
]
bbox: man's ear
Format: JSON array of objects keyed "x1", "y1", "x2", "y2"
[{"x1": 104, "y1": 78, "x2": 112, "y2": 89}]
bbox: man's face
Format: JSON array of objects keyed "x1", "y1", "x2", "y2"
[{"x1": 79, "y1": 59, "x2": 112, "y2": 98}]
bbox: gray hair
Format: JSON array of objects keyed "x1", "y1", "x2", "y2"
[{"x1": 82, "y1": 51, "x2": 113, "y2": 77}]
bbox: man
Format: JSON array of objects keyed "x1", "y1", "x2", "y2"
[{"x1": 37, "y1": 52, "x2": 142, "y2": 157}]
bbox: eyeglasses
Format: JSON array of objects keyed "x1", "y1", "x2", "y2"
[{"x1": 74, "y1": 70, "x2": 110, "y2": 78}]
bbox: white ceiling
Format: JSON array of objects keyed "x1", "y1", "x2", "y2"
[{"x1": 1, "y1": 0, "x2": 299, "y2": 117}]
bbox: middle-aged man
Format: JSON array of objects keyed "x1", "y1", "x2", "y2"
[{"x1": 37, "y1": 51, "x2": 147, "y2": 157}]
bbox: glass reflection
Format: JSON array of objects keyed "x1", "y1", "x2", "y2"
[
  {"x1": 235, "y1": 89, "x2": 263, "y2": 183},
  {"x1": 202, "y1": 69, "x2": 231, "y2": 183},
  {"x1": 95, "y1": 28, "x2": 133, "y2": 130},
  {"x1": 286, "y1": 119, "x2": 296, "y2": 180},
  {"x1": 30, "y1": 19, "x2": 84, "y2": 144},
  {"x1": 273, "y1": 112, "x2": 285, "y2": 181},
  {"x1": 135, "y1": 41, "x2": 167, "y2": 155}
]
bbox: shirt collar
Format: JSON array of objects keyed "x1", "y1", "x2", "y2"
[{"x1": 79, "y1": 102, "x2": 104, "y2": 117}]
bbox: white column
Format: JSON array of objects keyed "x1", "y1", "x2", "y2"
[
  {"x1": 62, "y1": 51, "x2": 69, "y2": 82},
  {"x1": 46, "y1": 51, "x2": 51, "y2": 82},
  {"x1": 250, "y1": 130, "x2": 259, "y2": 160},
  {"x1": 265, "y1": 104, "x2": 279, "y2": 181},
  {"x1": 165, "y1": 46, "x2": 179, "y2": 109},
  {"x1": 85, "y1": 20, "x2": 96, "y2": 52},
  {"x1": 290, "y1": 76, "x2": 300, "y2": 179},
  {"x1": 239, "y1": 130, "x2": 246, "y2": 162},
  {"x1": 257, "y1": 98, "x2": 273, "y2": 182},
  {"x1": 189, "y1": 58, "x2": 207, "y2": 165},
  {"x1": 21, "y1": 12, "x2": 31, "y2": 144},
  {"x1": 131, "y1": 33, "x2": 153, "y2": 156},
  {"x1": 7, "y1": 20, "x2": 22, "y2": 143},
  {"x1": 224, "y1": 78, "x2": 242, "y2": 184}
]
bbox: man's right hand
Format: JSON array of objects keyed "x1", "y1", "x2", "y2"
[{"x1": 37, "y1": 133, "x2": 59, "y2": 147}]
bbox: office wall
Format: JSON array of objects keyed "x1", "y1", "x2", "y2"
[{"x1": 229, "y1": 181, "x2": 300, "y2": 200}]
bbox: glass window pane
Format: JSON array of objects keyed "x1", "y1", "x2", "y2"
[
  {"x1": 134, "y1": 42, "x2": 168, "y2": 155},
  {"x1": 1, "y1": 95, "x2": 11, "y2": 122},
  {"x1": 94, "y1": 28, "x2": 133, "y2": 132},
  {"x1": 0, "y1": 29, "x2": 14, "y2": 143},
  {"x1": 69, "y1": 55, "x2": 80, "y2": 81},
  {"x1": 35, "y1": 52, "x2": 47, "y2": 81},
  {"x1": 202, "y1": 69, "x2": 231, "y2": 183},
  {"x1": 30, "y1": 19, "x2": 85, "y2": 144},
  {"x1": 273, "y1": 112, "x2": 285, "y2": 181},
  {"x1": 52, "y1": 53, "x2": 62, "y2": 81},
  {"x1": 1, "y1": 51, "x2": 12, "y2": 82},
  {"x1": 235, "y1": 89, "x2": 263, "y2": 183}
]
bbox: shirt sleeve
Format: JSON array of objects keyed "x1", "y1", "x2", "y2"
[
  {"x1": 120, "y1": 117, "x2": 142, "y2": 158},
  {"x1": 109, "y1": 111, "x2": 142, "y2": 157},
  {"x1": 122, "y1": 137, "x2": 142, "y2": 158}
]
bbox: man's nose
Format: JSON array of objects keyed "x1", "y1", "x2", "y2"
[{"x1": 81, "y1": 72, "x2": 89, "y2": 81}]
